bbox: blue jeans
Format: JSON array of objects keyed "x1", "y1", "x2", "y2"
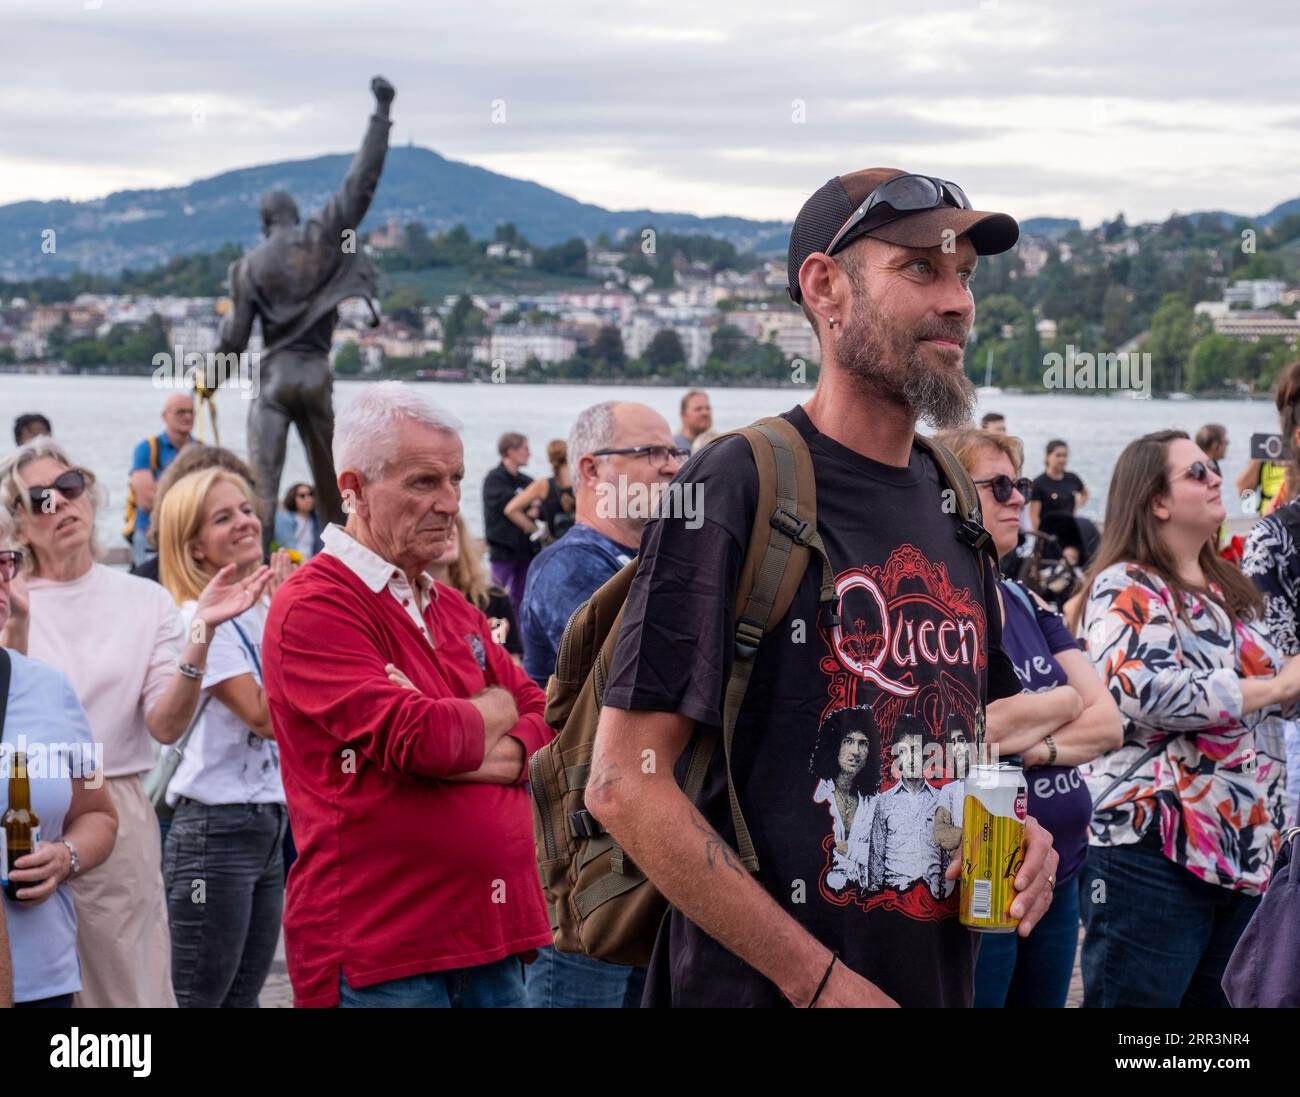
[
  {"x1": 131, "y1": 525, "x2": 154, "y2": 569},
  {"x1": 972, "y1": 875, "x2": 1080, "y2": 1008},
  {"x1": 338, "y1": 955, "x2": 528, "y2": 1008},
  {"x1": 1079, "y1": 829, "x2": 1259, "y2": 1008},
  {"x1": 524, "y1": 946, "x2": 647, "y2": 1008},
  {"x1": 163, "y1": 800, "x2": 287, "y2": 1008},
  {"x1": 15, "y1": 993, "x2": 73, "y2": 1008}
]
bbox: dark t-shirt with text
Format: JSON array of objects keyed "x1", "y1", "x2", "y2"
[
  {"x1": 998, "y1": 579, "x2": 1090, "y2": 884},
  {"x1": 603, "y1": 406, "x2": 1017, "y2": 1008}
]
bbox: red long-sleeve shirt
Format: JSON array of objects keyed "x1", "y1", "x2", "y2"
[{"x1": 262, "y1": 553, "x2": 554, "y2": 1007}]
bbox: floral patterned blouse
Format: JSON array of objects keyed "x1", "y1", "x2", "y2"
[
  {"x1": 1080, "y1": 563, "x2": 1290, "y2": 895},
  {"x1": 1240, "y1": 500, "x2": 1300, "y2": 655}
]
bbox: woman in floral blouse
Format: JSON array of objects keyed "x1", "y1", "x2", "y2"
[
  {"x1": 1069, "y1": 429, "x2": 1300, "y2": 1008},
  {"x1": 1240, "y1": 359, "x2": 1300, "y2": 826}
]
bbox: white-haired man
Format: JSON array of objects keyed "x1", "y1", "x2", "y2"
[
  {"x1": 518, "y1": 400, "x2": 685, "y2": 1008},
  {"x1": 263, "y1": 381, "x2": 555, "y2": 1008}
]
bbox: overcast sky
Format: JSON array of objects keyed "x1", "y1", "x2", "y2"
[{"x1": 3, "y1": 0, "x2": 1299, "y2": 228}]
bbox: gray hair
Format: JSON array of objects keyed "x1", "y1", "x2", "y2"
[
  {"x1": 332, "y1": 381, "x2": 463, "y2": 481},
  {"x1": 0, "y1": 436, "x2": 106, "y2": 573},
  {"x1": 568, "y1": 401, "x2": 621, "y2": 469}
]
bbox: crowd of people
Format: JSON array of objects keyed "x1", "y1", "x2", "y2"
[{"x1": 2, "y1": 164, "x2": 1298, "y2": 1010}]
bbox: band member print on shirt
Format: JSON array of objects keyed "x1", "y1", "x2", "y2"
[{"x1": 812, "y1": 545, "x2": 986, "y2": 921}]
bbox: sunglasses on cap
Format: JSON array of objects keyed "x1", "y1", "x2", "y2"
[
  {"x1": 22, "y1": 468, "x2": 89, "y2": 513},
  {"x1": 826, "y1": 174, "x2": 973, "y2": 257},
  {"x1": 973, "y1": 475, "x2": 1032, "y2": 505},
  {"x1": 0, "y1": 549, "x2": 24, "y2": 582},
  {"x1": 1175, "y1": 461, "x2": 1215, "y2": 484}
]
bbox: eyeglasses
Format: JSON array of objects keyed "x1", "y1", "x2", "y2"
[
  {"x1": 591, "y1": 445, "x2": 690, "y2": 470},
  {"x1": 1175, "y1": 461, "x2": 1214, "y2": 484},
  {"x1": 22, "y1": 468, "x2": 89, "y2": 513},
  {"x1": 296, "y1": 490, "x2": 315, "y2": 499},
  {"x1": 0, "y1": 549, "x2": 24, "y2": 582},
  {"x1": 973, "y1": 475, "x2": 1032, "y2": 504},
  {"x1": 825, "y1": 174, "x2": 973, "y2": 257}
]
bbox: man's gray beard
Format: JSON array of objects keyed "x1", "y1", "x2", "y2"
[{"x1": 836, "y1": 293, "x2": 976, "y2": 431}]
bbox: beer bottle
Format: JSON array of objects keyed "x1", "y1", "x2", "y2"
[{"x1": 3, "y1": 752, "x2": 41, "y2": 902}]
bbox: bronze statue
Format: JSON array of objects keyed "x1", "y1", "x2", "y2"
[{"x1": 218, "y1": 76, "x2": 395, "y2": 549}]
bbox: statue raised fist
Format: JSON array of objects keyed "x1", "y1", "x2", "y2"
[{"x1": 371, "y1": 76, "x2": 396, "y2": 108}]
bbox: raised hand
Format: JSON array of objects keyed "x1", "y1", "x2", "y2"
[
  {"x1": 266, "y1": 548, "x2": 297, "y2": 600},
  {"x1": 195, "y1": 563, "x2": 272, "y2": 630}
]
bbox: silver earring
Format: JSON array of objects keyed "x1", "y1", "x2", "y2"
[{"x1": 828, "y1": 317, "x2": 839, "y2": 329}]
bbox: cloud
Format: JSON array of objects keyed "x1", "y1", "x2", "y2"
[{"x1": 1, "y1": 0, "x2": 1298, "y2": 227}]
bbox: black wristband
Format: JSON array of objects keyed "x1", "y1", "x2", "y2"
[{"x1": 808, "y1": 951, "x2": 838, "y2": 1007}]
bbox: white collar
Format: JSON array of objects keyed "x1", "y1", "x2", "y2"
[{"x1": 321, "y1": 524, "x2": 437, "y2": 599}]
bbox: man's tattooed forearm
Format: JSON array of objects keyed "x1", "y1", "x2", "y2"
[
  {"x1": 690, "y1": 816, "x2": 745, "y2": 877},
  {"x1": 588, "y1": 761, "x2": 623, "y2": 796}
]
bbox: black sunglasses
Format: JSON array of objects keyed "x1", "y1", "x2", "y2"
[
  {"x1": 24, "y1": 468, "x2": 88, "y2": 513},
  {"x1": 1176, "y1": 461, "x2": 1214, "y2": 484},
  {"x1": 826, "y1": 174, "x2": 973, "y2": 256},
  {"x1": 0, "y1": 549, "x2": 24, "y2": 582},
  {"x1": 590, "y1": 445, "x2": 690, "y2": 469},
  {"x1": 974, "y1": 475, "x2": 1032, "y2": 505}
]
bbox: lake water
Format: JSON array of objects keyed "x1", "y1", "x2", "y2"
[{"x1": 0, "y1": 374, "x2": 1281, "y2": 545}]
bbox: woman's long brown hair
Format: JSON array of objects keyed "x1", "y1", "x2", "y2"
[{"x1": 1067, "y1": 430, "x2": 1262, "y2": 632}]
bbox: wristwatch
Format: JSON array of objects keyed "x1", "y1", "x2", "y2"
[
  {"x1": 60, "y1": 838, "x2": 80, "y2": 880},
  {"x1": 1044, "y1": 734, "x2": 1058, "y2": 767},
  {"x1": 177, "y1": 661, "x2": 203, "y2": 680}
]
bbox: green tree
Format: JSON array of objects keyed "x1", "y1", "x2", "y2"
[
  {"x1": 536, "y1": 238, "x2": 589, "y2": 277},
  {"x1": 709, "y1": 323, "x2": 748, "y2": 363},
  {"x1": 1142, "y1": 294, "x2": 1196, "y2": 391},
  {"x1": 591, "y1": 325, "x2": 625, "y2": 370},
  {"x1": 1101, "y1": 284, "x2": 1134, "y2": 346},
  {"x1": 443, "y1": 295, "x2": 485, "y2": 352},
  {"x1": 333, "y1": 341, "x2": 363, "y2": 376},
  {"x1": 646, "y1": 329, "x2": 685, "y2": 368}
]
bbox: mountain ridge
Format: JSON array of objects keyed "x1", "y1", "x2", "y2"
[{"x1": 2, "y1": 144, "x2": 1297, "y2": 279}]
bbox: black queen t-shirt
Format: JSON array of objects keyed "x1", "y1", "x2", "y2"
[{"x1": 604, "y1": 405, "x2": 1016, "y2": 1008}]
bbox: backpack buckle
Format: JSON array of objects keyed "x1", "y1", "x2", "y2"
[
  {"x1": 817, "y1": 599, "x2": 841, "y2": 631},
  {"x1": 957, "y1": 519, "x2": 993, "y2": 554},
  {"x1": 568, "y1": 809, "x2": 605, "y2": 839},
  {"x1": 735, "y1": 616, "x2": 765, "y2": 660},
  {"x1": 770, "y1": 508, "x2": 809, "y2": 545}
]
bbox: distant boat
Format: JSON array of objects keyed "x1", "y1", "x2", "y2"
[
  {"x1": 1169, "y1": 391, "x2": 1192, "y2": 401},
  {"x1": 977, "y1": 349, "x2": 1003, "y2": 398}
]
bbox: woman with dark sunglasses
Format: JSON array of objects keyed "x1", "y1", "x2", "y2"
[
  {"x1": 939, "y1": 428, "x2": 1121, "y2": 1008},
  {"x1": 0, "y1": 437, "x2": 268, "y2": 1007},
  {"x1": 273, "y1": 482, "x2": 322, "y2": 560},
  {"x1": 1067, "y1": 430, "x2": 1300, "y2": 1008},
  {"x1": 0, "y1": 520, "x2": 118, "y2": 1009}
]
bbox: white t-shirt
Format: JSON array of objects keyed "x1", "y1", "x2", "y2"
[
  {"x1": 28, "y1": 563, "x2": 182, "y2": 778},
  {"x1": 166, "y1": 602, "x2": 284, "y2": 807}
]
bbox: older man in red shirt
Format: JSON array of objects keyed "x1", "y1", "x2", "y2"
[{"x1": 263, "y1": 382, "x2": 554, "y2": 1008}]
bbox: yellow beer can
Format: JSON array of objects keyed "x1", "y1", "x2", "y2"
[{"x1": 959, "y1": 763, "x2": 1028, "y2": 932}]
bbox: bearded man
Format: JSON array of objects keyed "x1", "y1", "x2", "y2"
[{"x1": 585, "y1": 168, "x2": 1058, "y2": 1008}]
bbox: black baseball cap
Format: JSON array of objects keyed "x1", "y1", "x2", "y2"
[{"x1": 787, "y1": 167, "x2": 1020, "y2": 303}]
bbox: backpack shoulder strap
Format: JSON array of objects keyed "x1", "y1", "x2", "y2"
[
  {"x1": 709, "y1": 416, "x2": 836, "y2": 873},
  {"x1": 914, "y1": 431, "x2": 998, "y2": 596},
  {"x1": 149, "y1": 434, "x2": 162, "y2": 472}
]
